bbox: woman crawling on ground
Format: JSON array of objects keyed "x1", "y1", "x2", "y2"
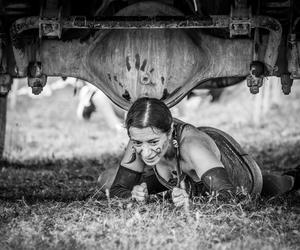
[{"x1": 103, "y1": 97, "x2": 299, "y2": 207}]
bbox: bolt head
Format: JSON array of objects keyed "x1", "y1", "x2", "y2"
[
  {"x1": 32, "y1": 86, "x2": 43, "y2": 95},
  {"x1": 250, "y1": 86, "x2": 259, "y2": 94}
]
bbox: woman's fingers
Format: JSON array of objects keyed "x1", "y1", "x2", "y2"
[
  {"x1": 174, "y1": 199, "x2": 187, "y2": 207},
  {"x1": 140, "y1": 182, "x2": 147, "y2": 189},
  {"x1": 172, "y1": 187, "x2": 183, "y2": 195},
  {"x1": 132, "y1": 192, "x2": 146, "y2": 201},
  {"x1": 172, "y1": 187, "x2": 188, "y2": 198},
  {"x1": 173, "y1": 197, "x2": 189, "y2": 207},
  {"x1": 133, "y1": 184, "x2": 147, "y2": 193},
  {"x1": 172, "y1": 195, "x2": 188, "y2": 204},
  {"x1": 132, "y1": 185, "x2": 190, "y2": 206},
  {"x1": 172, "y1": 187, "x2": 189, "y2": 207},
  {"x1": 132, "y1": 189, "x2": 146, "y2": 197},
  {"x1": 132, "y1": 193, "x2": 146, "y2": 201},
  {"x1": 131, "y1": 183, "x2": 148, "y2": 202}
]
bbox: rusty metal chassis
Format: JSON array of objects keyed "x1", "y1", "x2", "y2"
[{"x1": 6, "y1": 14, "x2": 285, "y2": 108}]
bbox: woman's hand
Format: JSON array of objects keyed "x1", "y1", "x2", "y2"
[
  {"x1": 131, "y1": 182, "x2": 149, "y2": 202},
  {"x1": 172, "y1": 187, "x2": 189, "y2": 207}
]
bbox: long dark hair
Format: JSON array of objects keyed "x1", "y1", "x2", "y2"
[{"x1": 125, "y1": 97, "x2": 173, "y2": 133}]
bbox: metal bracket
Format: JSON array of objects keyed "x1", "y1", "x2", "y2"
[
  {"x1": 246, "y1": 61, "x2": 265, "y2": 94},
  {"x1": 230, "y1": 19, "x2": 251, "y2": 37},
  {"x1": 288, "y1": 34, "x2": 299, "y2": 78},
  {"x1": 229, "y1": 2, "x2": 252, "y2": 38},
  {"x1": 288, "y1": 17, "x2": 300, "y2": 79},
  {"x1": 73, "y1": 16, "x2": 87, "y2": 27},
  {"x1": 39, "y1": 7, "x2": 62, "y2": 38},
  {"x1": 281, "y1": 74, "x2": 293, "y2": 95},
  {"x1": 39, "y1": 18, "x2": 62, "y2": 38},
  {"x1": 27, "y1": 61, "x2": 47, "y2": 95},
  {"x1": 0, "y1": 74, "x2": 12, "y2": 95},
  {"x1": 28, "y1": 75, "x2": 47, "y2": 95},
  {"x1": 246, "y1": 74, "x2": 263, "y2": 94}
]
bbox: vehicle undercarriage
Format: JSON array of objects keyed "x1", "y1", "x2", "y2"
[{"x1": 0, "y1": 0, "x2": 299, "y2": 157}]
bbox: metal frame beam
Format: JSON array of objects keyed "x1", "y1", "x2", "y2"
[{"x1": 10, "y1": 15, "x2": 281, "y2": 34}]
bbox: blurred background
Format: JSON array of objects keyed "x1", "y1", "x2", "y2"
[{"x1": 3, "y1": 77, "x2": 300, "y2": 172}]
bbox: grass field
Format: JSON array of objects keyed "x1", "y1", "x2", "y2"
[{"x1": 0, "y1": 79, "x2": 300, "y2": 249}]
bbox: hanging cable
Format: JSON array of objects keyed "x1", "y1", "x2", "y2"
[{"x1": 193, "y1": 0, "x2": 198, "y2": 12}]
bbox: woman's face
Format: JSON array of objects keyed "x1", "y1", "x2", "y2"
[{"x1": 129, "y1": 126, "x2": 171, "y2": 166}]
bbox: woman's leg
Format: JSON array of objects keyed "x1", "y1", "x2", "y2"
[
  {"x1": 261, "y1": 174, "x2": 294, "y2": 197},
  {"x1": 261, "y1": 165, "x2": 300, "y2": 197},
  {"x1": 198, "y1": 127, "x2": 263, "y2": 196}
]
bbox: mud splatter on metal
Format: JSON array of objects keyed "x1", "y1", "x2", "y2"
[
  {"x1": 112, "y1": 75, "x2": 123, "y2": 87},
  {"x1": 126, "y1": 56, "x2": 131, "y2": 71},
  {"x1": 140, "y1": 59, "x2": 147, "y2": 72},
  {"x1": 135, "y1": 54, "x2": 140, "y2": 69},
  {"x1": 107, "y1": 73, "x2": 112, "y2": 81},
  {"x1": 161, "y1": 88, "x2": 169, "y2": 100},
  {"x1": 122, "y1": 89, "x2": 131, "y2": 101}
]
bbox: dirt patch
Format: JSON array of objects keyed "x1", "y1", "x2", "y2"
[{"x1": 1, "y1": 81, "x2": 300, "y2": 249}]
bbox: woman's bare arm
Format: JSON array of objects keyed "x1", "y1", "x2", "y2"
[
  {"x1": 110, "y1": 141, "x2": 145, "y2": 198},
  {"x1": 182, "y1": 136, "x2": 224, "y2": 179},
  {"x1": 181, "y1": 135, "x2": 235, "y2": 197}
]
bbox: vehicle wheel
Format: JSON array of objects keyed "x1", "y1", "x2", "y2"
[{"x1": 0, "y1": 95, "x2": 7, "y2": 159}]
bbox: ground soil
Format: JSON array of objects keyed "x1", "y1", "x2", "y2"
[{"x1": 0, "y1": 79, "x2": 299, "y2": 249}]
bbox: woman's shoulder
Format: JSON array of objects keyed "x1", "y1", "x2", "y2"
[
  {"x1": 181, "y1": 127, "x2": 210, "y2": 147},
  {"x1": 178, "y1": 122, "x2": 219, "y2": 154},
  {"x1": 174, "y1": 119, "x2": 207, "y2": 141},
  {"x1": 174, "y1": 118, "x2": 197, "y2": 135}
]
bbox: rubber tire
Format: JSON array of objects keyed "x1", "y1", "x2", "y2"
[{"x1": 0, "y1": 95, "x2": 7, "y2": 159}]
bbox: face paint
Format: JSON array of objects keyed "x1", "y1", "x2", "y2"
[
  {"x1": 129, "y1": 126, "x2": 170, "y2": 166},
  {"x1": 154, "y1": 147, "x2": 162, "y2": 154}
]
